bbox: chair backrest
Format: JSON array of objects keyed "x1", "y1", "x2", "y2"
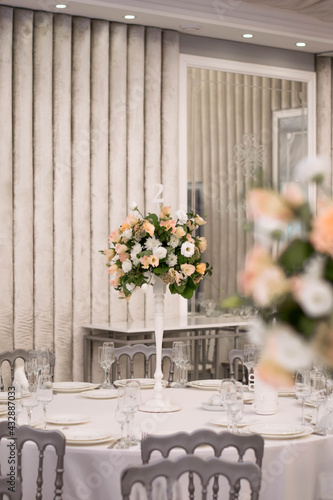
[
  {"x1": 114, "y1": 345, "x2": 174, "y2": 384},
  {"x1": 0, "y1": 474, "x2": 21, "y2": 500},
  {"x1": 0, "y1": 350, "x2": 55, "y2": 390},
  {"x1": 14, "y1": 425, "x2": 66, "y2": 500},
  {"x1": 121, "y1": 454, "x2": 262, "y2": 500},
  {"x1": 228, "y1": 349, "x2": 246, "y2": 384},
  {"x1": 141, "y1": 430, "x2": 264, "y2": 468}
]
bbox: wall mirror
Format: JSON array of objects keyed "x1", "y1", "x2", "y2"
[{"x1": 179, "y1": 55, "x2": 316, "y2": 315}]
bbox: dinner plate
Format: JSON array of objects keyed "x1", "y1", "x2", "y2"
[
  {"x1": 80, "y1": 389, "x2": 118, "y2": 399},
  {"x1": 0, "y1": 406, "x2": 7, "y2": 415},
  {"x1": 114, "y1": 379, "x2": 168, "y2": 389},
  {"x1": 188, "y1": 380, "x2": 222, "y2": 390},
  {"x1": 201, "y1": 402, "x2": 226, "y2": 411},
  {"x1": 46, "y1": 413, "x2": 90, "y2": 425},
  {"x1": 244, "y1": 424, "x2": 313, "y2": 439},
  {"x1": 61, "y1": 428, "x2": 115, "y2": 445},
  {"x1": 209, "y1": 416, "x2": 258, "y2": 428},
  {"x1": 52, "y1": 382, "x2": 98, "y2": 393}
]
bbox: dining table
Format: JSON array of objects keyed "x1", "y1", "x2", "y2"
[{"x1": 7, "y1": 381, "x2": 333, "y2": 500}]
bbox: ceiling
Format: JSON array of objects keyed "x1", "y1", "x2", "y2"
[{"x1": 2, "y1": 0, "x2": 333, "y2": 54}]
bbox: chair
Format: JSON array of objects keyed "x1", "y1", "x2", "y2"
[
  {"x1": 0, "y1": 422, "x2": 66, "y2": 499},
  {"x1": 229, "y1": 349, "x2": 246, "y2": 384},
  {"x1": 0, "y1": 474, "x2": 21, "y2": 500},
  {"x1": 141, "y1": 429, "x2": 264, "y2": 467},
  {"x1": 121, "y1": 454, "x2": 262, "y2": 500},
  {"x1": 114, "y1": 345, "x2": 174, "y2": 385},
  {"x1": 0, "y1": 349, "x2": 55, "y2": 390}
]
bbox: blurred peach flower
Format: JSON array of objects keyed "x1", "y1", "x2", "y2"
[
  {"x1": 282, "y1": 182, "x2": 305, "y2": 209},
  {"x1": 109, "y1": 229, "x2": 121, "y2": 243},
  {"x1": 148, "y1": 255, "x2": 159, "y2": 267},
  {"x1": 252, "y1": 266, "x2": 290, "y2": 308},
  {"x1": 174, "y1": 227, "x2": 186, "y2": 238},
  {"x1": 181, "y1": 264, "x2": 195, "y2": 276},
  {"x1": 310, "y1": 205, "x2": 333, "y2": 256},
  {"x1": 160, "y1": 220, "x2": 176, "y2": 233},
  {"x1": 159, "y1": 206, "x2": 171, "y2": 219},
  {"x1": 196, "y1": 263, "x2": 206, "y2": 275},
  {"x1": 196, "y1": 236, "x2": 207, "y2": 252},
  {"x1": 140, "y1": 255, "x2": 150, "y2": 269},
  {"x1": 194, "y1": 214, "x2": 206, "y2": 226},
  {"x1": 104, "y1": 248, "x2": 115, "y2": 261},
  {"x1": 142, "y1": 220, "x2": 155, "y2": 237},
  {"x1": 238, "y1": 245, "x2": 274, "y2": 296},
  {"x1": 247, "y1": 188, "x2": 294, "y2": 221}
]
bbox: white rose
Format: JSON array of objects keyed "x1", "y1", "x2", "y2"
[
  {"x1": 122, "y1": 259, "x2": 133, "y2": 273},
  {"x1": 121, "y1": 228, "x2": 133, "y2": 242},
  {"x1": 130, "y1": 201, "x2": 138, "y2": 210},
  {"x1": 181, "y1": 241, "x2": 195, "y2": 257},
  {"x1": 297, "y1": 278, "x2": 333, "y2": 317},
  {"x1": 175, "y1": 209, "x2": 188, "y2": 225},
  {"x1": 153, "y1": 246, "x2": 167, "y2": 260}
]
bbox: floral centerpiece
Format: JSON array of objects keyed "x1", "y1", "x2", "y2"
[
  {"x1": 102, "y1": 205, "x2": 212, "y2": 300},
  {"x1": 223, "y1": 157, "x2": 333, "y2": 385}
]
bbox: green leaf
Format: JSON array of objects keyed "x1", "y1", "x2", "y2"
[
  {"x1": 278, "y1": 238, "x2": 315, "y2": 276},
  {"x1": 275, "y1": 294, "x2": 316, "y2": 339},
  {"x1": 220, "y1": 295, "x2": 245, "y2": 309},
  {"x1": 324, "y1": 257, "x2": 333, "y2": 283},
  {"x1": 153, "y1": 266, "x2": 169, "y2": 275}
]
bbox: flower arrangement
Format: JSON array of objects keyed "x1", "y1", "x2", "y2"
[
  {"x1": 102, "y1": 205, "x2": 212, "y2": 300},
  {"x1": 223, "y1": 157, "x2": 333, "y2": 385}
]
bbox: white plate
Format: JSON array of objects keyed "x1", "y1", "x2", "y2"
[
  {"x1": 210, "y1": 416, "x2": 258, "y2": 427},
  {"x1": 81, "y1": 389, "x2": 118, "y2": 399},
  {"x1": 114, "y1": 379, "x2": 168, "y2": 389},
  {"x1": 52, "y1": 382, "x2": 98, "y2": 393},
  {"x1": 201, "y1": 402, "x2": 226, "y2": 412},
  {"x1": 244, "y1": 424, "x2": 312, "y2": 438},
  {"x1": 46, "y1": 413, "x2": 90, "y2": 425},
  {"x1": 62, "y1": 428, "x2": 114, "y2": 445},
  {"x1": 0, "y1": 406, "x2": 7, "y2": 415},
  {"x1": 188, "y1": 380, "x2": 222, "y2": 390}
]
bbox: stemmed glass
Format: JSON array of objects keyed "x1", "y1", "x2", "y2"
[
  {"x1": 114, "y1": 382, "x2": 141, "y2": 449},
  {"x1": 243, "y1": 344, "x2": 256, "y2": 383},
  {"x1": 21, "y1": 385, "x2": 38, "y2": 426},
  {"x1": 98, "y1": 342, "x2": 115, "y2": 389},
  {"x1": 37, "y1": 348, "x2": 50, "y2": 375},
  {"x1": 310, "y1": 370, "x2": 326, "y2": 428},
  {"x1": 172, "y1": 341, "x2": 184, "y2": 388},
  {"x1": 220, "y1": 379, "x2": 242, "y2": 432},
  {"x1": 295, "y1": 370, "x2": 311, "y2": 425},
  {"x1": 25, "y1": 351, "x2": 39, "y2": 386},
  {"x1": 37, "y1": 374, "x2": 53, "y2": 429},
  {"x1": 180, "y1": 342, "x2": 191, "y2": 388}
]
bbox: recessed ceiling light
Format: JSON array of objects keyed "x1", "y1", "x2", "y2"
[
  {"x1": 243, "y1": 33, "x2": 253, "y2": 39},
  {"x1": 124, "y1": 15, "x2": 136, "y2": 20},
  {"x1": 179, "y1": 25, "x2": 200, "y2": 31},
  {"x1": 296, "y1": 42, "x2": 306, "y2": 47},
  {"x1": 55, "y1": 4, "x2": 67, "y2": 8}
]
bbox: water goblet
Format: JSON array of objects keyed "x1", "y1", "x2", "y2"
[
  {"x1": 295, "y1": 370, "x2": 311, "y2": 425},
  {"x1": 220, "y1": 379, "x2": 237, "y2": 432},
  {"x1": 98, "y1": 343, "x2": 115, "y2": 389},
  {"x1": 124, "y1": 380, "x2": 141, "y2": 445},
  {"x1": 310, "y1": 370, "x2": 326, "y2": 428},
  {"x1": 37, "y1": 347, "x2": 50, "y2": 375},
  {"x1": 171, "y1": 341, "x2": 184, "y2": 388},
  {"x1": 37, "y1": 374, "x2": 53, "y2": 430},
  {"x1": 21, "y1": 386, "x2": 38, "y2": 426},
  {"x1": 179, "y1": 342, "x2": 191, "y2": 388},
  {"x1": 228, "y1": 382, "x2": 244, "y2": 434},
  {"x1": 243, "y1": 344, "x2": 256, "y2": 382},
  {"x1": 113, "y1": 384, "x2": 140, "y2": 449}
]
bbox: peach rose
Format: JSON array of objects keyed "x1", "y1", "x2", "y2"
[
  {"x1": 186, "y1": 233, "x2": 195, "y2": 243},
  {"x1": 109, "y1": 229, "x2": 121, "y2": 243},
  {"x1": 181, "y1": 264, "x2": 195, "y2": 276},
  {"x1": 104, "y1": 248, "x2": 115, "y2": 261},
  {"x1": 148, "y1": 255, "x2": 159, "y2": 267},
  {"x1": 174, "y1": 226, "x2": 185, "y2": 238},
  {"x1": 196, "y1": 263, "x2": 206, "y2": 275},
  {"x1": 194, "y1": 214, "x2": 206, "y2": 226},
  {"x1": 251, "y1": 266, "x2": 290, "y2": 308},
  {"x1": 238, "y1": 246, "x2": 274, "y2": 296},
  {"x1": 310, "y1": 206, "x2": 333, "y2": 256},
  {"x1": 159, "y1": 206, "x2": 171, "y2": 219},
  {"x1": 160, "y1": 220, "x2": 176, "y2": 233},
  {"x1": 118, "y1": 252, "x2": 130, "y2": 263},
  {"x1": 196, "y1": 237, "x2": 207, "y2": 252},
  {"x1": 115, "y1": 243, "x2": 128, "y2": 254},
  {"x1": 142, "y1": 220, "x2": 155, "y2": 237},
  {"x1": 121, "y1": 213, "x2": 139, "y2": 231},
  {"x1": 140, "y1": 255, "x2": 150, "y2": 269},
  {"x1": 108, "y1": 263, "x2": 118, "y2": 275},
  {"x1": 247, "y1": 188, "x2": 294, "y2": 221}
]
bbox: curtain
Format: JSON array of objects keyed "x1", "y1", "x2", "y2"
[
  {"x1": 0, "y1": 6, "x2": 179, "y2": 381},
  {"x1": 187, "y1": 68, "x2": 307, "y2": 302}
]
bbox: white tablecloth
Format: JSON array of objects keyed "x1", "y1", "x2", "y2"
[{"x1": 12, "y1": 387, "x2": 333, "y2": 499}]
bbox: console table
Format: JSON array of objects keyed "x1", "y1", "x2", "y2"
[{"x1": 83, "y1": 315, "x2": 250, "y2": 382}]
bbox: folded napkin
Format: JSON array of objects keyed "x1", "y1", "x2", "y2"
[{"x1": 14, "y1": 365, "x2": 29, "y2": 391}]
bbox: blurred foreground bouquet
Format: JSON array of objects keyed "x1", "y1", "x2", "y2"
[
  {"x1": 102, "y1": 205, "x2": 212, "y2": 300},
  {"x1": 223, "y1": 157, "x2": 333, "y2": 385}
]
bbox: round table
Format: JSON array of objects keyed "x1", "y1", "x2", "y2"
[{"x1": 13, "y1": 386, "x2": 333, "y2": 500}]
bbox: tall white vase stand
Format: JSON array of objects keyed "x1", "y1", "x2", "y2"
[{"x1": 139, "y1": 278, "x2": 181, "y2": 413}]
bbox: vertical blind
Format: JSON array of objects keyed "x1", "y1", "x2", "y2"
[{"x1": 0, "y1": 7, "x2": 179, "y2": 380}]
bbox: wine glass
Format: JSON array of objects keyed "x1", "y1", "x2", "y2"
[
  {"x1": 295, "y1": 370, "x2": 311, "y2": 425},
  {"x1": 98, "y1": 342, "x2": 115, "y2": 389},
  {"x1": 25, "y1": 351, "x2": 39, "y2": 386},
  {"x1": 21, "y1": 386, "x2": 38, "y2": 426},
  {"x1": 228, "y1": 382, "x2": 244, "y2": 434},
  {"x1": 172, "y1": 341, "x2": 184, "y2": 388},
  {"x1": 37, "y1": 347, "x2": 50, "y2": 375},
  {"x1": 243, "y1": 344, "x2": 256, "y2": 381},
  {"x1": 37, "y1": 374, "x2": 53, "y2": 429},
  {"x1": 220, "y1": 379, "x2": 237, "y2": 432},
  {"x1": 310, "y1": 370, "x2": 326, "y2": 428},
  {"x1": 180, "y1": 342, "x2": 191, "y2": 388},
  {"x1": 124, "y1": 380, "x2": 141, "y2": 445}
]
